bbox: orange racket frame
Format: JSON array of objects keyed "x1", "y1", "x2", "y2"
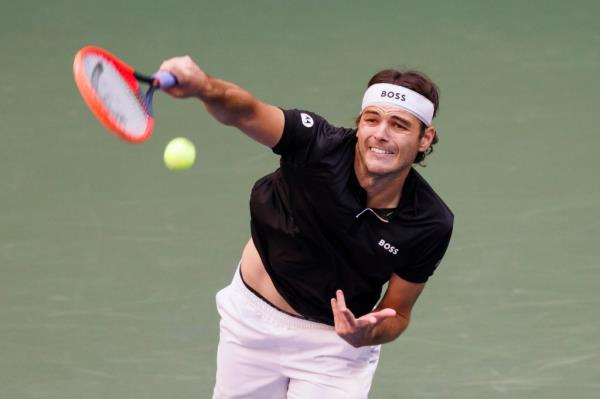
[{"x1": 73, "y1": 46, "x2": 154, "y2": 143}]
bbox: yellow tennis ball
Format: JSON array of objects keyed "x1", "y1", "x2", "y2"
[{"x1": 164, "y1": 137, "x2": 196, "y2": 171}]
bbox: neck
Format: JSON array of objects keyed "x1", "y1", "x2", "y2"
[{"x1": 353, "y1": 157, "x2": 411, "y2": 209}]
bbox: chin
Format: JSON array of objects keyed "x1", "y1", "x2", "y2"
[
  {"x1": 365, "y1": 155, "x2": 413, "y2": 177},
  {"x1": 364, "y1": 161, "x2": 397, "y2": 176}
]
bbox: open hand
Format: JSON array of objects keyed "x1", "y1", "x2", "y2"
[{"x1": 331, "y1": 289, "x2": 396, "y2": 347}]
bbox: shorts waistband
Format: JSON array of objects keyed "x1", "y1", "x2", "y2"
[{"x1": 232, "y1": 264, "x2": 334, "y2": 331}]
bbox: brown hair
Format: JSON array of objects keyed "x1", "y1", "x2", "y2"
[{"x1": 357, "y1": 69, "x2": 440, "y2": 164}]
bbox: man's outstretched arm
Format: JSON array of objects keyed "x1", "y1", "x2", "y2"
[{"x1": 159, "y1": 56, "x2": 284, "y2": 148}]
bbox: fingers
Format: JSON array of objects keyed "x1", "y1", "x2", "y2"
[
  {"x1": 158, "y1": 55, "x2": 195, "y2": 77},
  {"x1": 375, "y1": 308, "x2": 397, "y2": 319},
  {"x1": 157, "y1": 55, "x2": 207, "y2": 98},
  {"x1": 331, "y1": 290, "x2": 357, "y2": 328},
  {"x1": 334, "y1": 290, "x2": 358, "y2": 326},
  {"x1": 332, "y1": 290, "x2": 375, "y2": 347},
  {"x1": 330, "y1": 297, "x2": 340, "y2": 326},
  {"x1": 358, "y1": 308, "x2": 396, "y2": 325},
  {"x1": 333, "y1": 289, "x2": 376, "y2": 330},
  {"x1": 331, "y1": 290, "x2": 399, "y2": 347},
  {"x1": 335, "y1": 289, "x2": 346, "y2": 308}
]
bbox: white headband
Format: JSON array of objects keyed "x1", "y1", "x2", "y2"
[{"x1": 361, "y1": 83, "x2": 434, "y2": 126}]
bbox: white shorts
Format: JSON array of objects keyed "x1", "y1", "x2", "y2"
[{"x1": 213, "y1": 266, "x2": 381, "y2": 399}]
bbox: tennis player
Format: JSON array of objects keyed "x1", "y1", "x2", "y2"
[{"x1": 159, "y1": 56, "x2": 453, "y2": 398}]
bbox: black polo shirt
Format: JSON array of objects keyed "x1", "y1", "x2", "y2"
[{"x1": 249, "y1": 109, "x2": 453, "y2": 325}]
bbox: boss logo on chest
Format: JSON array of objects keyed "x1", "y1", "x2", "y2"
[{"x1": 378, "y1": 239, "x2": 399, "y2": 255}]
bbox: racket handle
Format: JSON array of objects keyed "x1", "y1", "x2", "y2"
[{"x1": 153, "y1": 71, "x2": 178, "y2": 89}]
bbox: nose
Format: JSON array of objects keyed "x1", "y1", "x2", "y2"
[{"x1": 373, "y1": 123, "x2": 389, "y2": 141}]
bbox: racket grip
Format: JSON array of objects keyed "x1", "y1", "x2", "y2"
[{"x1": 153, "y1": 71, "x2": 178, "y2": 89}]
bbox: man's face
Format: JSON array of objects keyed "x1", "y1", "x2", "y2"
[{"x1": 355, "y1": 105, "x2": 435, "y2": 177}]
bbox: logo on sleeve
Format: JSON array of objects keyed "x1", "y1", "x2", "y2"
[
  {"x1": 378, "y1": 239, "x2": 399, "y2": 255},
  {"x1": 300, "y1": 113, "x2": 314, "y2": 128}
]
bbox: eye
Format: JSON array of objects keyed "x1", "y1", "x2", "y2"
[{"x1": 392, "y1": 122, "x2": 409, "y2": 131}]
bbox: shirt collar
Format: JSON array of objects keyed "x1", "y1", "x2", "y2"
[{"x1": 350, "y1": 167, "x2": 419, "y2": 222}]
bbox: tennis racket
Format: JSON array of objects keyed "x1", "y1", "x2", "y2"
[{"x1": 73, "y1": 45, "x2": 177, "y2": 143}]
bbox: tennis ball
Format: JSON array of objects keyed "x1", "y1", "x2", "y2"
[{"x1": 164, "y1": 137, "x2": 196, "y2": 171}]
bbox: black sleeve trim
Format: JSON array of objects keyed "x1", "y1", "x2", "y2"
[{"x1": 271, "y1": 107, "x2": 294, "y2": 155}]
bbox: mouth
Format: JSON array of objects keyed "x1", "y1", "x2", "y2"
[{"x1": 369, "y1": 146, "x2": 395, "y2": 155}]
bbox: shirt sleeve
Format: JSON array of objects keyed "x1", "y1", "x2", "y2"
[
  {"x1": 396, "y1": 221, "x2": 453, "y2": 283},
  {"x1": 272, "y1": 108, "x2": 350, "y2": 166}
]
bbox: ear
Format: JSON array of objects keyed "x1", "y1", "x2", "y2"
[
  {"x1": 418, "y1": 126, "x2": 436, "y2": 152},
  {"x1": 355, "y1": 112, "x2": 364, "y2": 132}
]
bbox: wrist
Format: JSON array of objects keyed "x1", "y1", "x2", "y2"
[{"x1": 193, "y1": 72, "x2": 211, "y2": 99}]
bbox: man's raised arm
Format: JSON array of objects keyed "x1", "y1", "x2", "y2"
[{"x1": 159, "y1": 56, "x2": 284, "y2": 148}]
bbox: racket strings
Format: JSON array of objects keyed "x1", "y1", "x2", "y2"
[{"x1": 82, "y1": 54, "x2": 150, "y2": 138}]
